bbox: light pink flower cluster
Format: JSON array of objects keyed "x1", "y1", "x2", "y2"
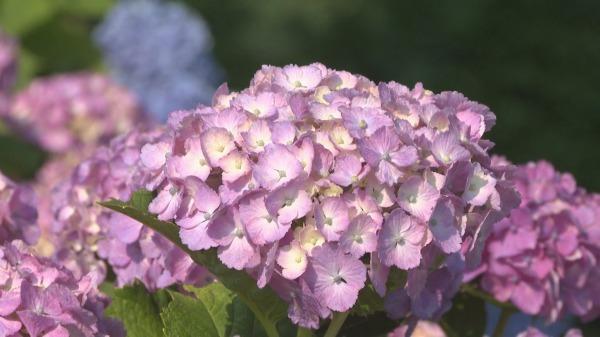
[
  {"x1": 0, "y1": 240, "x2": 123, "y2": 337},
  {"x1": 47, "y1": 128, "x2": 207, "y2": 290},
  {"x1": 3, "y1": 73, "x2": 142, "y2": 154},
  {"x1": 140, "y1": 63, "x2": 518, "y2": 327},
  {"x1": 0, "y1": 171, "x2": 38, "y2": 245},
  {"x1": 469, "y1": 158, "x2": 600, "y2": 322}
]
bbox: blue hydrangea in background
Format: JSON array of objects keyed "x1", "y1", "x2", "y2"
[{"x1": 94, "y1": 0, "x2": 224, "y2": 121}]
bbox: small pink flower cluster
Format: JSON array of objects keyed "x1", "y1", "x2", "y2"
[
  {"x1": 139, "y1": 63, "x2": 518, "y2": 327},
  {"x1": 0, "y1": 240, "x2": 124, "y2": 337},
  {"x1": 3, "y1": 73, "x2": 142, "y2": 154},
  {"x1": 470, "y1": 158, "x2": 600, "y2": 322},
  {"x1": 0, "y1": 171, "x2": 38, "y2": 245},
  {"x1": 48, "y1": 128, "x2": 207, "y2": 290}
]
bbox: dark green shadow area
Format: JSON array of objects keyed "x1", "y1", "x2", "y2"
[{"x1": 0, "y1": 133, "x2": 46, "y2": 181}]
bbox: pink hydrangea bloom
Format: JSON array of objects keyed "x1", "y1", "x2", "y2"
[
  {"x1": 0, "y1": 240, "x2": 124, "y2": 337},
  {"x1": 3, "y1": 73, "x2": 143, "y2": 154},
  {"x1": 140, "y1": 63, "x2": 517, "y2": 327},
  {"x1": 0, "y1": 171, "x2": 38, "y2": 245},
  {"x1": 469, "y1": 158, "x2": 600, "y2": 323},
  {"x1": 46, "y1": 128, "x2": 207, "y2": 290}
]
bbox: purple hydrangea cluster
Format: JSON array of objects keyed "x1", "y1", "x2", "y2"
[
  {"x1": 2, "y1": 73, "x2": 143, "y2": 154},
  {"x1": 46, "y1": 128, "x2": 207, "y2": 290},
  {"x1": 0, "y1": 240, "x2": 123, "y2": 337},
  {"x1": 469, "y1": 158, "x2": 600, "y2": 322},
  {"x1": 139, "y1": 63, "x2": 519, "y2": 327},
  {"x1": 94, "y1": 0, "x2": 223, "y2": 121},
  {"x1": 0, "y1": 171, "x2": 38, "y2": 245}
]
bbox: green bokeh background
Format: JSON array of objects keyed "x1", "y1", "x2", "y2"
[{"x1": 1, "y1": 0, "x2": 599, "y2": 190}]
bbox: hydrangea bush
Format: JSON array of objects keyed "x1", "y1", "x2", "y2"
[{"x1": 1, "y1": 58, "x2": 598, "y2": 337}]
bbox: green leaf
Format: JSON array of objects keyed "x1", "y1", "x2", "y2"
[
  {"x1": 230, "y1": 297, "x2": 268, "y2": 337},
  {"x1": 441, "y1": 290, "x2": 487, "y2": 337},
  {"x1": 351, "y1": 284, "x2": 384, "y2": 317},
  {"x1": 161, "y1": 283, "x2": 285, "y2": 337},
  {"x1": 100, "y1": 190, "x2": 291, "y2": 337},
  {"x1": 162, "y1": 283, "x2": 235, "y2": 337},
  {"x1": 103, "y1": 282, "x2": 166, "y2": 337}
]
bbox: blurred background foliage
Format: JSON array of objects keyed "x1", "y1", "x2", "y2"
[{"x1": 0, "y1": 0, "x2": 599, "y2": 191}]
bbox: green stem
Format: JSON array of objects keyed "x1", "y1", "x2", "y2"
[
  {"x1": 492, "y1": 307, "x2": 513, "y2": 337},
  {"x1": 323, "y1": 311, "x2": 350, "y2": 337}
]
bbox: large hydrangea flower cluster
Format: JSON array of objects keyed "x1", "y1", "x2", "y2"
[
  {"x1": 2, "y1": 73, "x2": 142, "y2": 154},
  {"x1": 469, "y1": 158, "x2": 600, "y2": 322},
  {"x1": 0, "y1": 171, "x2": 38, "y2": 245},
  {"x1": 46, "y1": 128, "x2": 207, "y2": 290},
  {"x1": 0, "y1": 240, "x2": 124, "y2": 337},
  {"x1": 139, "y1": 63, "x2": 518, "y2": 327},
  {"x1": 94, "y1": 0, "x2": 223, "y2": 121}
]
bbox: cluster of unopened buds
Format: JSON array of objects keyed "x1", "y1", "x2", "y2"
[
  {"x1": 138, "y1": 63, "x2": 519, "y2": 327},
  {"x1": 469, "y1": 158, "x2": 600, "y2": 323}
]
